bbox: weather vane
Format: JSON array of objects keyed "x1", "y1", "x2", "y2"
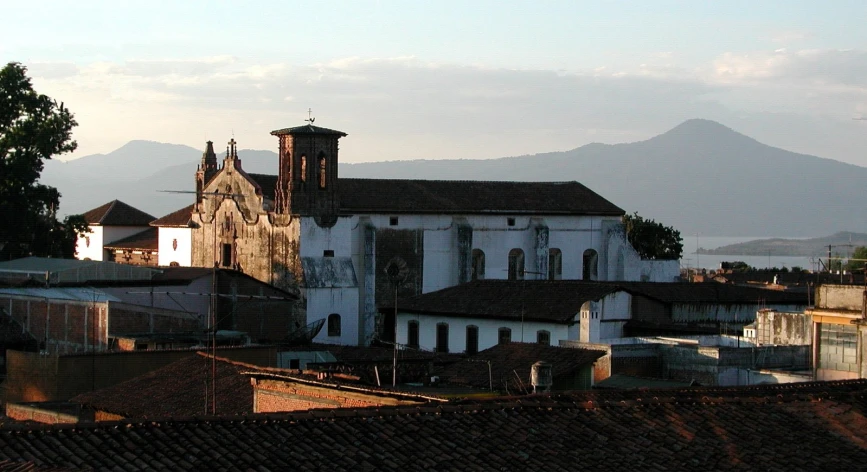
[{"x1": 305, "y1": 108, "x2": 315, "y2": 124}]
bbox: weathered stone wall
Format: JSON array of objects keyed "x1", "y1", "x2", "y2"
[{"x1": 754, "y1": 310, "x2": 812, "y2": 346}]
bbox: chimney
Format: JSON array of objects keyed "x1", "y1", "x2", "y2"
[{"x1": 530, "y1": 361, "x2": 552, "y2": 394}]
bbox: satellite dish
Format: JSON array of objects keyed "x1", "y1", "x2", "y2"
[{"x1": 285, "y1": 318, "x2": 325, "y2": 345}]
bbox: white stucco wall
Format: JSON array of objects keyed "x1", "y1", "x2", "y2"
[
  {"x1": 580, "y1": 291, "x2": 632, "y2": 343},
  {"x1": 396, "y1": 312, "x2": 574, "y2": 353},
  {"x1": 76, "y1": 226, "x2": 105, "y2": 261},
  {"x1": 75, "y1": 225, "x2": 151, "y2": 261},
  {"x1": 308, "y1": 287, "x2": 360, "y2": 345},
  {"x1": 603, "y1": 222, "x2": 680, "y2": 283},
  {"x1": 300, "y1": 217, "x2": 354, "y2": 258},
  {"x1": 157, "y1": 227, "x2": 192, "y2": 267}
]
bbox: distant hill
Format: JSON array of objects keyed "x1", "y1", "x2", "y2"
[
  {"x1": 41, "y1": 119, "x2": 867, "y2": 237},
  {"x1": 698, "y1": 232, "x2": 867, "y2": 256}
]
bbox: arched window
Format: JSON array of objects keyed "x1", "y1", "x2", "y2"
[
  {"x1": 537, "y1": 330, "x2": 551, "y2": 346},
  {"x1": 471, "y1": 249, "x2": 485, "y2": 281},
  {"x1": 498, "y1": 327, "x2": 512, "y2": 345},
  {"x1": 583, "y1": 249, "x2": 598, "y2": 281},
  {"x1": 407, "y1": 320, "x2": 419, "y2": 348},
  {"x1": 327, "y1": 313, "x2": 341, "y2": 337},
  {"x1": 508, "y1": 249, "x2": 524, "y2": 281},
  {"x1": 318, "y1": 152, "x2": 327, "y2": 189},
  {"x1": 436, "y1": 323, "x2": 449, "y2": 353},
  {"x1": 466, "y1": 325, "x2": 479, "y2": 355},
  {"x1": 300, "y1": 154, "x2": 307, "y2": 182},
  {"x1": 548, "y1": 248, "x2": 562, "y2": 280}
]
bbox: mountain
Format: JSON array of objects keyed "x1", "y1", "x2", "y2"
[
  {"x1": 40, "y1": 119, "x2": 867, "y2": 237},
  {"x1": 698, "y1": 232, "x2": 867, "y2": 256}
]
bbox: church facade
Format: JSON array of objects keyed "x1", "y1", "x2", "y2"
[{"x1": 190, "y1": 123, "x2": 679, "y2": 346}]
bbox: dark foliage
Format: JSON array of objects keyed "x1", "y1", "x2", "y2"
[
  {"x1": 0, "y1": 62, "x2": 86, "y2": 259},
  {"x1": 623, "y1": 212, "x2": 683, "y2": 260}
]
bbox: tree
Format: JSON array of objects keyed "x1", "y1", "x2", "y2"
[
  {"x1": 0, "y1": 62, "x2": 82, "y2": 259},
  {"x1": 846, "y1": 246, "x2": 867, "y2": 273},
  {"x1": 623, "y1": 212, "x2": 683, "y2": 260}
]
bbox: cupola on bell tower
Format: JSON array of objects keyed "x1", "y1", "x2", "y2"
[{"x1": 271, "y1": 115, "x2": 346, "y2": 225}]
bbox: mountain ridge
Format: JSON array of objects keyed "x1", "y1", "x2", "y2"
[{"x1": 39, "y1": 119, "x2": 867, "y2": 237}]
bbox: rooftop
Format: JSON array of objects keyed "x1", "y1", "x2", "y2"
[
  {"x1": 248, "y1": 174, "x2": 624, "y2": 216},
  {"x1": 150, "y1": 204, "x2": 194, "y2": 227},
  {"x1": 3, "y1": 380, "x2": 867, "y2": 470},
  {"x1": 269, "y1": 124, "x2": 348, "y2": 136},
  {"x1": 394, "y1": 280, "x2": 806, "y2": 323},
  {"x1": 81, "y1": 200, "x2": 155, "y2": 226},
  {"x1": 394, "y1": 280, "x2": 620, "y2": 323},
  {"x1": 102, "y1": 228, "x2": 158, "y2": 251},
  {"x1": 438, "y1": 343, "x2": 607, "y2": 392},
  {"x1": 70, "y1": 353, "x2": 254, "y2": 418}
]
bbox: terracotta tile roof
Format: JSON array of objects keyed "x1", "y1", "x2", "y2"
[
  {"x1": 4, "y1": 380, "x2": 867, "y2": 470},
  {"x1": 69, "y1": 353, "x2": 253, "y2": 418},
  {"x1": 395, "y1": 280, "x2": 620, "y2": 323},
  {"x1": 150, "y1": 204, "x2": 194, "y2": 227},
  {"x1": 247, "y1": 174, "x2": 624, "y2": 216},
  {"x1": 81, "y1": 200, "x2": 155, "y2": 226},
  {"x1": 394, "y1": 281, "x2": 806, "y2": 323},
  {"x1": 438, "y1": 343, "x2": 606, "y2": 392},
  {"x1": 338, "y1": 179, "x2": 624, "y2": 215},
  {"x1": 102, "y1": 227, "x2": 158, "y2": 251}
]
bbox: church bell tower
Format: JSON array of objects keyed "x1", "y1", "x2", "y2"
[
  {"x1": 271, "y1": 117, "x2": 347, "y2": 225},
  {"x1": 195, "y1": 141, "x2": 218, "y2": 209}
]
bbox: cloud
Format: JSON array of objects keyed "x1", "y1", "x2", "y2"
[
  {"x1": 28, "y1": 54, "x2": 867, "y2": 167},
  {"x1": 712, "y1": 48, "x2": 867, "y2": 87}
]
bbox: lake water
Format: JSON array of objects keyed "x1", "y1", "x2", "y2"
[{"x1": 681, "y1": 236, "x2": 823, "y2": 271}]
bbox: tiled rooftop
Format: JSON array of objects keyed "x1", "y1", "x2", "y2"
[
  {"x1": 102, "y1": 227, "x2": 158, "y2": 251},
  {"x1": 150, "y1": 204, "x2": 194, "y2": 227},
  {"x1": 247, "y1": 174, "x2": 624, "y2": 216},
  {"x1": 438, "y1": 343, "x2": 606, "y2": 392},
  {"x1": 2, "y1": 380, "x2": 867, "y2": 470},
  {"x1": 395, "y1": 280, "x2": 620, "y2": 322},
  {"x1": 394, "y1": 280, "x2": 807, "y2": 322},
  {"x1": 70, "y1": 353, "x2": 254, "y2": 418},
  {"x1": 81, "y1": 200, "x2": 155, "y2": 226}
]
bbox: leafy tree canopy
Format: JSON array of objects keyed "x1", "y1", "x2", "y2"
[
  {"x1": 0, "y1": 62, "x2": 85, "y2": 259},
  {"x1": 623, "y1": 212, "x2": 683, "y2": 260},
  {"x1": 845, "y1": 246, "x2": 867, "y2": 272}
]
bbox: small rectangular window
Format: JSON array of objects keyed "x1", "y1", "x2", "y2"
[
  {"x1": 436, "y1": 323, "x2": 449, "y2": 353},
  {"x1": 389, "y1": 216, "x2": 399, "y2": 226},
  {"x1": 221, "y1": 243, "x2": 232, "y2": 267},
  {"x1": 498, "y1": 327, "x2": 512, "y2": 345},
  {"x1": 507, "y1": 217, "x2": 516, "y2": 227},
  {"x1": 323, "y1": 250, "x2": 334, "y2": 257},
  {"x1": 289, "y1": 359, "x2": 300, "y2": 369},
  {"x1": 408, "y1": 321, "x2": 419, "y2": 349}
]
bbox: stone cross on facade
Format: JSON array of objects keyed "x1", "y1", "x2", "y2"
[{"x1": 228, "y1": 138, "x2": 237, "y2": 157}]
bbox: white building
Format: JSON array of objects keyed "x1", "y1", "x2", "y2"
[
  {"x1": 77, "y1": 124, "x2": 682, "y2": 346},
  {"x1": 395, "y1": 280, "x2": 809, "y2": 353},
  {"x1": 76, "y1": 200, "x2": 155, "y2": 262},
  {"x1": 151, "y1": 204, "x2": 194, "y2": 267}
]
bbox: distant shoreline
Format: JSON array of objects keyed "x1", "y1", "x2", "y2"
[{"x1": 696, "y1": 232, "x2": 867, "y2": 257}]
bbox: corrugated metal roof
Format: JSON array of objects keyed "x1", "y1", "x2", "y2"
[
  {"x1": 0, "y1": 257, "x2": 162, "y2": 284},
  {"x1": 0, "y1": 287, "x2": 120, "y2": 302}
]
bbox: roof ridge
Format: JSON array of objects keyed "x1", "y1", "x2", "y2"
[{"x1": 100, "y1": 200, "x2": 118, "y2": 224}]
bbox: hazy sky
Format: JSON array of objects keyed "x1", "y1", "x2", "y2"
[{"x1": 5, "y1": 0, "x2": 867, "y2": 165}]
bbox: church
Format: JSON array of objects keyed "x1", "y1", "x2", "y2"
[{"x1": 187, "y1": 121, "x2": 679, "y2": 346}]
